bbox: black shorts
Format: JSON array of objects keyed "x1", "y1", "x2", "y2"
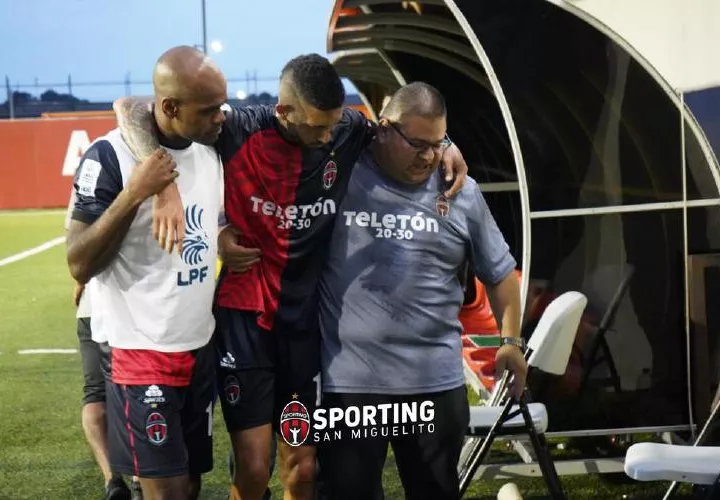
[
  {"x1": 106, "y1": 342, "x2": 216, "y2": 479},
  {"x1": 77, "y1": 317, "x2": 111, "y2": 405},
  {"x1": 317, "y1": 386, "x2": 469, "y2": 500},
  {"x1": 213, "y1": 307, "x2": 321, "y2": 436}
]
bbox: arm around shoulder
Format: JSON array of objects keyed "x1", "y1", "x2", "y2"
[{"x1": 113, "y1": 96, "x2": 159, "y2": 160}]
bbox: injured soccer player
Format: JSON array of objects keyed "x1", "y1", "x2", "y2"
[{"x1": 315, "y1": 82, "x2": 528, "y2": 500}]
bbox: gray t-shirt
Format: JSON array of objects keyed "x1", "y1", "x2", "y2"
[{"x1": 319, "y1": 151, "x2": 517, "y2": 394}]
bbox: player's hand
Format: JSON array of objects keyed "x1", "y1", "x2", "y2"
[
  {"x1": 126, "y1": 149, "x2": 178, "y2": 205},
  {"x1": 441, "y1": 143, "x2": 468, "y2": 198},
  {"x1": 218, "y1": 226, "x2": 261, "y2": 273},
  {"x1": 153, "y1": 183, "x2": 185, "y2": 254},
  {"x1": 73, "y1": 283, "x2": 85, "y2": 307},
  {"x1": 495, "y1": 344, "x2": 528, "y2": 400}
]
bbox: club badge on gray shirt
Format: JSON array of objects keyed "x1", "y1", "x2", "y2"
[{"x1": 319, "y1": 151, "x2": 516, "y2": 395}]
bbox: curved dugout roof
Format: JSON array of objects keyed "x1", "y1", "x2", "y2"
[
  {"x1": 327, "y1": 0, "x2": 720, "y2": 274},
  {"x1": 327, "y1": 0, "x2": 720, "y2": 206},
  {"x1": 326, "y1": 0, "x2": 720, "y2": 432},
  {"x1": 327, "y1": 0, "x2": 529, "y2": 276}
]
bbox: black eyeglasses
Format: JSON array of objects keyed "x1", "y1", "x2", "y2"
[{"x1": 388, "y1": 121, "x2": 452, "y2": 154}]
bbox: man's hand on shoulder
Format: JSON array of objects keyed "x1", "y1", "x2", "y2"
[
  {"x1": 153, "y1": 183, "x2": 185, "y2": 254},
  {"x1": 125, "y1": 149, "x2": 178, "y2": 212},
  {"x1": 441, "y1": 143, "x2": 468, "y2": 198},
  {"x1": 124, "y1": 149, "x2": 184, "y2": 254}
]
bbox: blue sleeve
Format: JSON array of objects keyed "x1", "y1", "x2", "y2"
[
  {"x1": 216, "y1": 105, "x2": 276, "y2": 163},
  {"x1": 466, "y1": 186, "x2": 517, "y2": 285},
  {"x1": 345, "y1": 108, "x2": 376, "y2": 148},
  {"x1": 71, "y1": 140, "x2": 123, "y2": 225}
]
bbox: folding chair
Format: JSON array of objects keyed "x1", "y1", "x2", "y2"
[
  {"x1": 458, "y1": 291, "x2": 588, "y2": 499},
  {"x1": 579, "y1": 263, "x2": 635, "y2": 394},
  {"x1": 625, "y1": 397, "x2": 720, "y2": 500}
]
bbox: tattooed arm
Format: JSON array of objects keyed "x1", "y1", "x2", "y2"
[
  {"x1": 113, "y1": 96, "x2": 184, "y2": 253},
  {"x1": 113, "y1": 97, "x2": 158, "y2": 160}
]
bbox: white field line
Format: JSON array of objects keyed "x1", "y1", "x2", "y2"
[
  {"x1": 1, "y1": 235, "x2": 72, "y2": 356},
  {"x1": 17, "y1": 349, "x2": 78, "y2": 354},
  {"x1": 0, "y1": 209, "x2": 66, "y2": 216},
  {"x1": 0, "y1": 236, "x2": 65, "y2": 267}
]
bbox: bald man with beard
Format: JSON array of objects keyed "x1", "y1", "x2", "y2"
[{"x1": 66, "y1": 46, "x2": 227, "y2": 500}]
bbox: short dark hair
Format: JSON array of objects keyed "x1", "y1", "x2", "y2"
[
  {"x1": 281, "y1": 54, "x2": 346, "y2": 111},
  {"x1": 381, "y1": 82, "x2": 446, "y2": 122}
]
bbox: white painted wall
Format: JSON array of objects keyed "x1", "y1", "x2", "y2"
[{"x1": 565, "y1": 0, "x2": 720, "y2": 92}]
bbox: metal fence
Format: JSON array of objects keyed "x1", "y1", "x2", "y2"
[{"x1": 2, "y1": 72, "x2": 280, "y2": 119}]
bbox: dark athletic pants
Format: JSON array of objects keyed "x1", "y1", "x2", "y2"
[{"x1": 317, "y1": 386, "x2": 469, "y2": 500}]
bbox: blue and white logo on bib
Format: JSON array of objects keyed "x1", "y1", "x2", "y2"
[{"x1": 181, "y1": 205, "x2": 209, "y2": 266}]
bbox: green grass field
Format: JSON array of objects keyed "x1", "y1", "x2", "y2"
[{"x1": 0, "y1": 210, "x2": 696, "y2": 499}]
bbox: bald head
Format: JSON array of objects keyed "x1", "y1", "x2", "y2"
[
  {"x1": 381, "y1": 82, "x2": 446, "y2": 122},
  {"x1": 152, "y1": 46, "x2": 228, "y2": 146},
  {"x1": 153, "y1": 45, "x2": 225, "y2": 100}
]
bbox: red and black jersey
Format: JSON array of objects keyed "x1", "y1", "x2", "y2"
[{"x1": 215, "y1": 105, "x2": 373, "y2": 335}]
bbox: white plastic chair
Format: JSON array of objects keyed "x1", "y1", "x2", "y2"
[
  {"x1": 625, "y1": 443, "x2": 720, "y2": 485},
  {"x1": 625, "y1": 397, "x2": 720, "y2": 499},
  {"x1": 459, "y1": 291, "x2": 588, "y2": 500}
]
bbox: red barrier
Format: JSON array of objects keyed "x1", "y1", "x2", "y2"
[
  {"x1": 0, "y1": 104, "x2": 371, "y2": 210},
  {"x1": 0, "y1": 117, "x2": 116, "y2": 209}
]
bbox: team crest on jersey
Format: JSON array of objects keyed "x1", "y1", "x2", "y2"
[
  {"x1": 224, "y1": 375, "x2": 241, "y2": 406},
  {"x1": 279, "y1": 399, "x2": 311, "y2": 447},
  {"x1": 181, "y1": 204, "x2": 210, "y2": 265},
  {"x1": 435, "y1": 195, "x2": 450, "y2": 217},
  {"x1": 146, "y1": 411, "x2": 168, "y2": 446},
  {"x1": 322, "y1": 160, "x2": 338, "y2": 190}
]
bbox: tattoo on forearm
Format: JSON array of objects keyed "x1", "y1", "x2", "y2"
[{"x1": 116, "y1": 97, "x2": 159, "y2": 161}]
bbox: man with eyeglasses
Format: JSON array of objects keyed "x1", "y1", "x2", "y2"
[{"x1": 316, "y1": 82, "x2": 527, "y2": 500}]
